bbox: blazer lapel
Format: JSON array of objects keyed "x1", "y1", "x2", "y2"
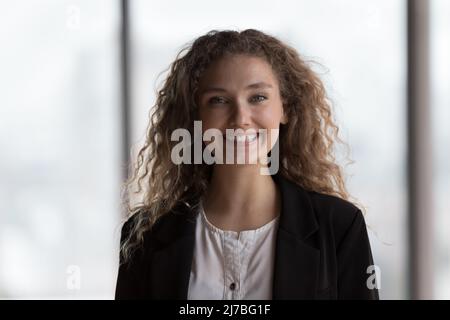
[
  {"x1": 271, "y1": 173, "x2": 321, "y2": 299},
  {"x1": 147, "y1": 202, "x2": 197, "y2": 299}
]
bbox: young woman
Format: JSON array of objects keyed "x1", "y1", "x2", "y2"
[{"x1": 115, "y1": 29, "x2": 379, "y2": 300}]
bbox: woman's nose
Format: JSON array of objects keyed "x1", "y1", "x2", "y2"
[{"x1": 229, "y1": 100, "x2": 252, "y2": 127}]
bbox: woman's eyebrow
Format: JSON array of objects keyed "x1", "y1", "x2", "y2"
[
  {"x1": 245, "y1": 82, "x2": 273, "y2": 90},
  {"x1": 199, "y1": 82, "x2": 273, "y2": 94}
]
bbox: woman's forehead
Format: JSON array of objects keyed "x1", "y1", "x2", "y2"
[{"x1": 198, "y1": 55, "x2": 279, "y2": 91}]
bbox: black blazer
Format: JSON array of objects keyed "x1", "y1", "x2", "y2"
[{"x1": 115, "y1": 172, "x2": 379, "y2": 300}]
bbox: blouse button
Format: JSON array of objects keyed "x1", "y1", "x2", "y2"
[{"x1": 229, "y1": 282, "x2": 236, "y2": 290}]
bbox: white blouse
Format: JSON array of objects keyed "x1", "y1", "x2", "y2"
[{"x1": 187, "y1": 199, "x2": 280, "y2": 300}]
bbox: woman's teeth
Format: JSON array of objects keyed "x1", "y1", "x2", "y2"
[{"x1": 225, "y1": 133, "x2": 258, "y2": 143}]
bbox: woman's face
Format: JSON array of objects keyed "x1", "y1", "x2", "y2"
[{"x1": 196, "y1": 54, "x2": 287, "y2": 165}]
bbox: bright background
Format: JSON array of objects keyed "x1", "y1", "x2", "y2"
[{"x1": 0, "y1": 0, "x2": 448, "y2": 299}]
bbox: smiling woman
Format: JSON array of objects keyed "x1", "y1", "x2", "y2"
[{"x1": 115, "y1": 29, "x2": 379, "y2": 300}]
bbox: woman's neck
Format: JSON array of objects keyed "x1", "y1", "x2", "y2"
[{"x1": 202, "y1": 164, "x2": 281, "y2": 232}]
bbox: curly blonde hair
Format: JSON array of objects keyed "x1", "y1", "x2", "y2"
[{"x1": 120, "y1": 29, "x2": 357, "y2": 263}]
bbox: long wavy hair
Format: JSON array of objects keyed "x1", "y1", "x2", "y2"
[{"x1": 120, "y1": 29, "x2": 358, "y2": 263}]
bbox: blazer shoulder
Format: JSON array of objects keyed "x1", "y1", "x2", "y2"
[
  {"x1": 306, "y1": 191, "x2": 364, "y2": 244},
  {"x1": 307, "y1": 190, "x2": 360, "y2": 215},
  {"x1": 118, "y1": 211, "x2": 162, "y2": 253},
  {"x1": 120, "y1": 203, "x2": 197, "y2": 250}
]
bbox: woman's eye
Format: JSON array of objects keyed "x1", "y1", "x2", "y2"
[
  {"x1": 250, "y1": 95, "x2": 267, "y2": 103},
  {"x1": 209, "y1": 97, "x2": 228, "y2": 104}
]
